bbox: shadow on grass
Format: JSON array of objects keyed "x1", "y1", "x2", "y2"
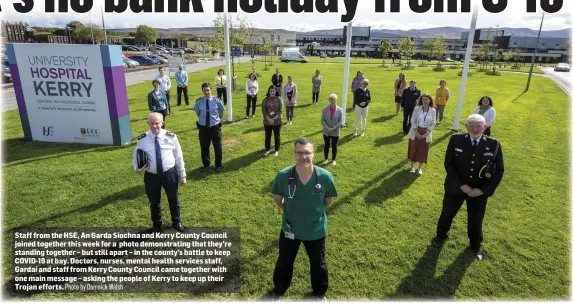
[
  {"x1": 314, "y1": 133, "x2": 356, "y2": 155},
  {"x1": 374, "y1": 132, "x2": 404, "y2": 147},
  {"x1": 243, "y1": 126, "x2": 265, "y2": 135},
  {"x1": 388, "y1": 246, "x2": 474, "y2": 299},
  {"x1": 511, "y1": 90, "x2": 527, "y2": 103},
  {"x1": 372, "y1": 114, "x2": 396, "y2": 123},
  {"x1": 4, "y1": 185, "x2": 145, "y2": 234},
  {"x1": 365, "y1": 170, "x2": 417, "y2": 205},
  {"x1": 3, "y1": 139, "x2": 133, "y2": 166}
]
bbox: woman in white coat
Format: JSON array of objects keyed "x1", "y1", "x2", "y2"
[{"x1": 407, "y1": 94, "x2": 437, "y2": 175}]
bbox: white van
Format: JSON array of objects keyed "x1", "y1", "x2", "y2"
[{"x1": 281, "y1": 51, "x2": 308, "y2": 63}]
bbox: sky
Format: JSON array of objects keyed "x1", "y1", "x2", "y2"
[{"x1": 2, "y1": 0, "x2": 572, "y2": 32}]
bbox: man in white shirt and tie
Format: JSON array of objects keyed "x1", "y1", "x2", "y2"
[{"x1": 133, "y1": 112, "x2": 187, "y2": 232}]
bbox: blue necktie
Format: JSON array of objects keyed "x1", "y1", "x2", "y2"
[{"x1": 155, "y1": 136, "x2": 164, "y2": 177}]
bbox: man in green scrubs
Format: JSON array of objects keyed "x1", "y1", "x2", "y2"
[{"x1": 266, "y1": 137, "x2": 338, "y2": 300}]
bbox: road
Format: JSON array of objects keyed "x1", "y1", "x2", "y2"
[
  {"x1": 0, "y1": 56, "x2": 249, "y2": 112},
  {"x1": 537, "y1": 67, "x2": 571, "y2": 96}
]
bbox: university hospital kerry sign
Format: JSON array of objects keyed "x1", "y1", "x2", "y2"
[{"x1": 6, "y1": 44, "x2": 132, "y2": 145}]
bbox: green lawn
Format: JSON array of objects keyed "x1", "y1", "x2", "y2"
[{"x1": 2, "y1": 63, "x2": 570, "y2": 300}]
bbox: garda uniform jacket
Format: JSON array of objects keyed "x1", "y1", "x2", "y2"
[{"x1": 444, "y1": 133, "x2": 504, "y2": 197}]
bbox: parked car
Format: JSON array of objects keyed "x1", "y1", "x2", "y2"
[
  {"x1": 129, "y1": 55, "x2": 159, "y2": 66},
  {"x1": 442, "y1": 57, "x2": 454, "y2": 62},
  {"x1": 148, "y1": 55, "x2": 168, "y2": 64},
  {"x1": 123, "y1": 57, "x2": 140, "y2": 68},
  {"x1": 554, "y1": 63, "x2": 570, "y2": 72},
  {"x1": 2, "y1": 60, "x2": 12, "y2": 83},
  {"x1": 157, "y1": 54, "x2": 169, "y2": 60},
  {"x1": 320, "y1": 53, "x2": 327, "y2": 58}
]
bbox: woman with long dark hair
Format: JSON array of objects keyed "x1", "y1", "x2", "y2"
[
  {"x1": 472, "y1": 96, "x2": 496, "y2": 136},
  {"x1": 261, "y1": 85, "x2": 283, "y2": 156},
  {"x1": 407, "y1": 93, "x2": 437, "y2": 175}
]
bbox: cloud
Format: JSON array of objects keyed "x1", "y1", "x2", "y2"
[{"x1": 352, "y1": 19, "x2": 440, "y2": 31}]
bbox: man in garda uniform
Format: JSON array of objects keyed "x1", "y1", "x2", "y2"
[
  {"x1": 431, "y1": 114, "x2": 504, "y2": 260},
  {"x1": 266, "y1": 137, "x2": 338, "y2": 300},
  {"x1": 133, "y1": 112, "x2": 187, "y2": 232},
  {"x1": 193, "y1": 82, "x2": 226, "y2": 173}
]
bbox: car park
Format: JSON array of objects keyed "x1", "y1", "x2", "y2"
[{"x1": 2, "y1": 60, "x2": 12, "y2": 83}]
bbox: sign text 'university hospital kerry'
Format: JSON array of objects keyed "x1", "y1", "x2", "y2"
[{"x1": 29, "y1": 55, "x2": 93, "y2": 98}]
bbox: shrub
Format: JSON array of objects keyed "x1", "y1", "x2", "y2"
[
  {"x1": 458, "y1": 71, "x2": 473, "y2": 76},
  {"x1": 433, "y1": 66, "x2": 446, "y2": 72},
  {"x1": 486, "y1": 70, "x2": 501, "y2": 76}
]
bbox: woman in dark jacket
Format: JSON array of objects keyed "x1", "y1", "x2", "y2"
[
  {"x1": 261, "y1": 85, "x2": 283, "y2": 156},
  {"x1": 148, "y1": 79, "x2": 168, "y2": 128}
]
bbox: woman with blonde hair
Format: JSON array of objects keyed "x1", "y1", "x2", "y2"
[
  {"x1": 321, "y1": 93, "x2": 343, "y2": 166},
  {"x1": 407, "y1": 93, "x2": 437, "y2": 175},
  {"x1": 434, "y1": 79, "x2": 450, "y2": 124}
]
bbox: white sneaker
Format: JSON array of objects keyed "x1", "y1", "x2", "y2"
[
  {"x1": 409, "y1": 167, "x2": 415, "y2": 173},
  {"x1": 252, "y1": 115, "x2": 255, "y2": 118},
  {"x1": 361, "y1": 132, "x2": 365, "y2": 136},
  {"x1": 322, "y1": 159, "x2": 329, "y2": 165},
  {"x1": 353, "y1": 131, "x2": 357, "y2": 136},
  {"x1": 332, "y1": 160, "x2": 336, "y2": 166},
  {"x1": 417, "y1": 168, "x2": 423, "y2": 175},
  {"x1": 274, "y1": 151, "x2": 279, "y2": 156},
  {"x1": 264, "y1": 151, "x2": 271, "y2": 157}
]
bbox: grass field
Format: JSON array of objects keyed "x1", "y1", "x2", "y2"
[{"x1": 2, "y1": 62, "x2": 570, "y2": 300}]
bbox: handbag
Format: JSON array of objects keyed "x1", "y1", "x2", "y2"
[
  {"x1": 136, "y1": 149, "x2": 149, "y2": 169},
  {"x1": 479, "y1": 141, "x2": 500, "y2": 179}
]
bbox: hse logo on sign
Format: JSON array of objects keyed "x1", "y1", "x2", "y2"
[{"x1": 42, "y1": 126, "x2": 54, "y2": 136}]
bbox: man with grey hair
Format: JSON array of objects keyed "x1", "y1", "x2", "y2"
[
  {"x1": 431, "y1": 114, "x2": 504, "y2": 261},
  {"x1": 133, "y1": 112, "x2": 187, "y2": 232},
  {"x1": 266, "y1": 137, "x2": 338, "y2": 300},
  {"x1": 175, "y1": 65, "x2": 189, "y2": 106}
]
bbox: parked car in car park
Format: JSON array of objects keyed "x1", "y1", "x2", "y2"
[
  {"x1": 148, "y1": 55, "x2": 168, "y2": 64},
  {"x1": 128, "y1": 55, "x2": 159, "y2": 65},
  {"x1": 2, "y1": 60, "x2": 12, "y2": 83},
  {"x1": 554, "y1": 63, "x2": 570, "y2": 72},
  {"x1": 123, "y1": 56, "x2": 140, "y2": 68}
]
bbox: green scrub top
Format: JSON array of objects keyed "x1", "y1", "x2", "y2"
[{"x1": 271, "y1": 165, "x2": 338, "y2": 241}]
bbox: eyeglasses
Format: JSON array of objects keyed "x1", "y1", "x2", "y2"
[{"x1": 295, "y1": 151, "x2": 313, "y2": 157}]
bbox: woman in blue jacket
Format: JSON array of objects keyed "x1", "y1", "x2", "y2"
[{"x1": 148, "y1": 79, "x2": 168, "y2": 129}]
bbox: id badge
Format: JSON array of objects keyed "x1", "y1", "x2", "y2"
[
  {"x1": 270, "y1": 111, "x2": 275, "y2": 116},
  {"x1": 285, "y1": 223, "x2": 295, "y2": 240}
]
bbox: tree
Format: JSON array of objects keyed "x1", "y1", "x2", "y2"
[
  {"x1": 260, "y1": 34, "x2": 274, "y2": 70},
  {"x1": 434, "y1": 36, "x2": 447, "y2": 68},
  {"x1": 398, "y1": 38, "x2": 415, "y2": 66},
  {"x1": 512, "y1": 48, "x2": 524, "y2": 67},
  {"x1": 477, "y1": 39, "x2": 493, "y2": 70},
  {"x1": 422, "y1": 40, "x2": 435, "y2": 66},
  {"x1": 73, "y1": 26, "x2": 104, "y2": 42},
  {"x1": 134, "y1": 25, "x2": 157, "y2": 45},
  {"x1": 378, "y1": 40, "x2": 392, "y2": 67},
  {"x1": 211, "y1": 14, "x2": 251, "y2": 81},
  {"x1": 495, "y1": 48, "x2": 504, "y2": 70},
  {"x1": 66, "y1": 21, "x2": 84, "y2": 30}
]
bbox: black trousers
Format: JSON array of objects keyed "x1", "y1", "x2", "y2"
[
  {"x1": 272, "y1": 231, "x2": 328, "y2": 296},
  {"x1": 144, "y1": 167, "x2": 180, "y2": 227},
  {"x1": 154, "y1": 109, "x2": 167, "y2": 129},
  {"x1": 323, "y1": 135, "x2": 339, "y2": 160},
  {"x1": 312, "y1": 92, "x2": 320, "y2": 103},
  {"x1": 403, "y1": 107, "x2": 414, "y2": 133},
  {"x1": 286, "y1": 106, "x2": 295, "y2": 121},
  {"x1": 484, "y1": 126, "x2": 491, "y2": 136},
  {"x1": 198, "y1": 125, "x2": 223, "y2": 168},
  {"x1": 165, "y1": 91, "x2": 171, "y2": 114},
  {"x1": 217, "y1": 87, "x2": 227, "y2": 105},
  {"x1": 264, "y1": 124, "x2": 281, "y2": 152},
  {"x1": 436, "y1": 191, "x2": 488, "y2": 251},
  {"x1": 177, "y1": 86, "x2": 189, "y2": 105},
  {"x1": 246, "y1": 94, "x2": 257, "y2": 116}
]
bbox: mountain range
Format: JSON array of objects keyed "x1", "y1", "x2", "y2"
[{"x1": 109, "y1": 26, "x2": 571, "y2": 39}]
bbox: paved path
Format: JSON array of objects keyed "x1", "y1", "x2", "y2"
[{"x1": 0, "y1": 57, "x2": 249, "y2": 112}]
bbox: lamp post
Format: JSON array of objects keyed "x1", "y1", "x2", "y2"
[{"x1": 526, "y1": 12, "x2": 545, "y2": 91}]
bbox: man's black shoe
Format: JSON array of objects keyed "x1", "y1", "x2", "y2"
[
  {"x1": 152, "y1": 225, "x2": 164, "y2": 232},
  {"x1": 214, "y1": 166, "x2": 222, "y2": 173},
  {"x1": 173, "y1": 224, "x2": 185, "y2": 232},
  {"x1": 200, "y1": 166, "x2": 210, "y2": 172},
  {"x1": 431, "y1": 237, "x2": 447, "y2": 248}
]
